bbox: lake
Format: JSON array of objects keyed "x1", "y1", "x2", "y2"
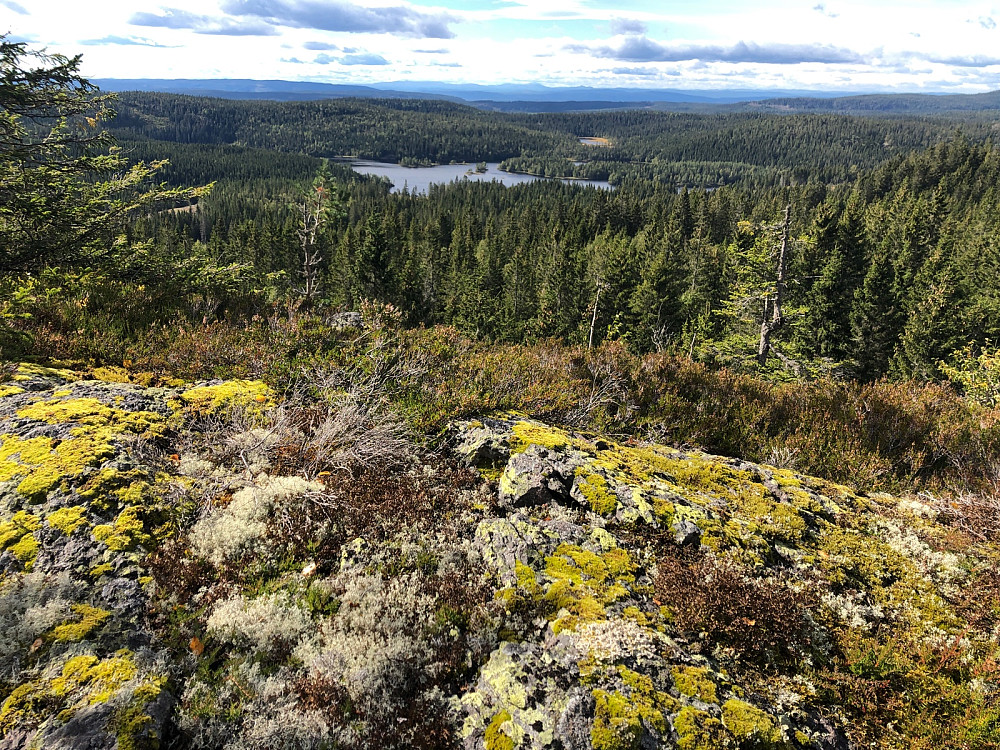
[{"x1": 349, "y1": 161, "x2": 612, "y2": 194}]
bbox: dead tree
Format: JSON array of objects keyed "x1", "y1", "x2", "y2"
[
  {"x1": 757, "y1": 203, "x2": 791, "y2": 365},
  {"x1": 588, "y1": 279, "x2": 607, "y2": 350},
  {"x1": 297, "y1": 182, "x2": 329, "y2": 301}
]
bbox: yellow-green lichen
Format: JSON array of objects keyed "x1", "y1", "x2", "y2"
[
  {"x1": 92, "y1": 366, "x2": 132, "y2": 384},
  {"x1": 819, "y1": 527, "x2": 914, "y2": 593},
  {"x1": 730, "y1": 485, "x2": 810, "y2": 546},
  {"x1": 672, "y1": 667, "x2": 719, "y2": 704},
  {"x1": 542, "y1": 544, "x2": 637, "y2": 633},
  {"x1": 90, "y1": 563, "x2": 114, "y2": 578},
  {"x1": 515, "y1": 560, "x2": 540, "y2": 594},
  {"x1": 92, "y1": 505, "x2": 150, "y2": 551},
  {"x1": 0, "y1": 680, "x2": 47, "y2": 733},
  {"x1": 0, "y1": 397, "x2": 165, "y2": 502},
  {"x1": 591, "y1": 677, "x2": 672, "y2": 750},
  {"x1": 47, "y1": 506, "x2": 88, "y2": 535},
  {"x1": 12, "y1": 362, "x2": 78, "y2": 383},
  {"x1": 0, "y1": 650, "x2": 160, "y2": 737},
  {"x1": 0, "y1": 385, "x2": 25, "y2": 398},
  {"x1": 0, "y1": 510, "x2": 41, "y2": 568},
  {"x1": 51, "y1": 651, "x2": 137, "y2": 704},
  {"x1": 111, "y1": 675, "x2": 167, "y2": 750},
  {"x1": 721, "y1": 699, "x2": 785, "y2": 749},
  {"x1": 485, "y1": 710, "x2": 516, "y2": 750},
  {"x1": 51, "y1": 604, "x2": 111, "y2": 642},
  {"x1": 510, "y1": 421, "x2": 593, "y2": 455},
  {"x1": 178, "y1": 380, "x2": 272, "y2": 415}
]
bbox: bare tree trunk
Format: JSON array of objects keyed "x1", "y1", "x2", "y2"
[
  {"x1": 757, "y1": 203, "x2": 791, "y2": 365},
  {"x1": 588, "y1": 282, "x2": 603, "y2": 350},
  {"x1": 298, "y1": 185, "x2": 328, "y2": 301}
]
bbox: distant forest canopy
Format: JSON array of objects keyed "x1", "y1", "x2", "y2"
[
  {"x1": 102, "y1": 91, "x2": 1000, "y2": 384},
  {"x1": 110, "y1": 92, "x2": 997, "y2": 188}
]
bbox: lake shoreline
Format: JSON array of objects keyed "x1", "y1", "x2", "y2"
[{"x1": 345, "y1": 159, "x2": 614, "y2": 194}]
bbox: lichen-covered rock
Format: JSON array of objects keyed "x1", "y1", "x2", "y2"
[
  {"x1": 498, "y1": 444, "x2": 587, "y2": 510},
  {"x1": 0, "y1": 366, "x2": 273, "y2": 750},
  {"x1": 4, "y1": 373, "x2": 998, "y2": 750}
]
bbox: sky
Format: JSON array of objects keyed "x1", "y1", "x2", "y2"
[{"x1": 4, "y1": 0, "x2": 1000, "y2": 93}]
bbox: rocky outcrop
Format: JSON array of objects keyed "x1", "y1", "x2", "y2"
[
  {"x1": 0, "y1": 365, "x2": 269, "y2": 749},
  {"x1": 2, "y1": 372, "x2": 997, "y2": 749}
]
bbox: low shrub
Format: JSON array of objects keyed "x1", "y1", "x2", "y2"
[{"x1": 654, "y1": 547, "x2": 818, "y2": 670}]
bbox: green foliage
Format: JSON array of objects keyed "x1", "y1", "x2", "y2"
[{"x1": 940, "y1": 343, "x2": 1000, "y2": 407}]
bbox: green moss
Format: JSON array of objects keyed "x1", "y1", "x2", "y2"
[
  {"x1": 621, "y1": 606, "x2": 650, "y2": 627},
  {"x1": 575, "y1": 468, "x2": 619, "y2": 515},
  {"x1": 721, "y1": 699, "x2": 785, "y2": 749},
  {"x1": 92, "y1": 505, "x2": 150, "y2": 551},
  {"x1": 485, "y1": 710, "x2": 516, "y2": 750},
  {"x1": 47, "y1": 506, "x2": 88, "y2": 535},
  {"x1": 51, "y1": 604, "x2": 111, "y2": 642},
  {"x1": 665, "y1": 456, "x2": 749, "y2": 493},
  {"x1": 673, "y1": 706, "x2": 730, "y2": 750},
  {"x1": 591, "y1": 680, "x2": 671, "y2": 750},
  {"x1": 672, "y1": 667, "x2": 719, "y2": 704}
]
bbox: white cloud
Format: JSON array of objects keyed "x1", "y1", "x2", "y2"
[{"x1": 4, "y1": 0, "x2": 1000, "y2": 92}]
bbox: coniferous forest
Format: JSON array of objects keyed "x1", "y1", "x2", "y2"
[{"x1": 83, "y1": 91, "x2": 1000, "y2": 384}]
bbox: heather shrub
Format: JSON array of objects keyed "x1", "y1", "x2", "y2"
[
  {"x1": 655, "y1": 547, "x2": 819, "y2": 669},
  {"x1": 267, "y1": 461, "x2": 482, "y2": 576}
]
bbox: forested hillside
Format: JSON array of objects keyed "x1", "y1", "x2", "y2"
[
  {"x1": 112, "y1": 92, "x2": 995, "y2": 185},
  {"x1": 108, "y1": 126, "x2": 1000, "y2": 385}
]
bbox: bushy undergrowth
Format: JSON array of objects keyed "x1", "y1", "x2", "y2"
[
  {"x1": 139, "y1": 367, "x2": 497, "y2": 749},
  {"x1": 654, "y1": 546, "x2": 819, "y2": 670},
  {"x1": 15, "y1": 310, "x2": 996, "y2": 497}
]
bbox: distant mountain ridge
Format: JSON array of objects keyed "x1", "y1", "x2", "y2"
[{"x1": 94, "y1": 78, "x2": 1000, "y2": 114}]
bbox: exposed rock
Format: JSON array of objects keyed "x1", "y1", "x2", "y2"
[
  {"x1": 451, "y1": 418, "x2": 512, "y2": 471},
  {"x1": 327, "y1": 311, "x2": 363, "y2": 329},
  {"x1": 2, "y1": 369, "x2": 994, "y2": 750},
  {"x1": 671, "y1": 517, "x2": 701, "y2": 546}
]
